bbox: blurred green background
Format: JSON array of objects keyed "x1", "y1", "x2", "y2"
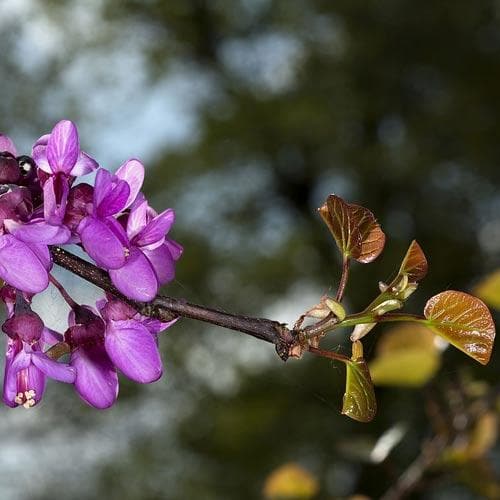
[{"x1": 0, "y1": 1, "x2": 499, "y2": 499}]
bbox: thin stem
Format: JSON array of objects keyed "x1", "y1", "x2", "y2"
[
  {"x1": 50, "y1": 247, "x2": 296, "y2": 360},
  {"x1": 335, "y1": 256, "x2": 350, "y2": 302},
  {"x1": 303, "y1": 311, "x2": 425, "y2": 340},
  {"x1": 49, "y1": 274, "x2": 77, "y2": 309},
  {"x1": 308, "y1": 346, "x2": 350, "y2": 363},
  {"x1": 337, "y1": 312, "x2": 425, "y2": 328}
]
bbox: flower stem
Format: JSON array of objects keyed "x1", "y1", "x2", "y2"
[{"x1": 49, "y1": 274, "x2": 78, "y2": 309}]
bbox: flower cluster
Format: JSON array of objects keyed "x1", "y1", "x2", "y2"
[{"x1": 0, "y1": 121, "x2": 182, "y2": 408}]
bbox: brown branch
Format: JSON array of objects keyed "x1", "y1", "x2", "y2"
[{"x1": 50, "y1": 247, "x2": 296, "y2": 360}]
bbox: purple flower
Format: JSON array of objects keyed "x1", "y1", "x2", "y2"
[
  {"x1": 77, "y1": 161, "x2": 144, "y2": 270},
  {"x1": 31, "y1": 120, "x2": 97, "y2": 228},
  {"x1": 77, "y1": 160, "x2": 182, "y2": 302},
  {"x1": 2, "y1": 293, "x2": 75, "y2": 408},
  {"x1": 66, "y1": 304, "x2": 118, "y2": 409},
  {"x1": 0, "y1": 189, "x2": 51, "y2": 293},
  {"x1": 107, "y1": 199, "x2": 181, "y2": 301},
  {"x1": 78, "y1": 163, "x2": 182, "y2": 301},
  {"x1": 67, "y1": 298, "x2": 176, "y2": 408},
  {"x1": 99, "y1": 298, "x2": 177, "y2": 383}
]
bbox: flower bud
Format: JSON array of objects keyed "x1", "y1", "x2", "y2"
[{"x1": 0, "y1": 152, "x2": 21, "y2": 183}]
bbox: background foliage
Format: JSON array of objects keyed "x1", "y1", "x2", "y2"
[{"x1": 0, "y1": 1, "x2": 499, "y2": 498}]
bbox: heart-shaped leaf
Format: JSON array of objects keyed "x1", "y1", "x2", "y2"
[
  {"x1": 342, "y1": 341, "x2": 377, "y2": 422},
  {"x1": 318, "y1": 195, "x2": 385, "y2": 263},
  {"x1": 424, "y1": 291, "x2": 496, "y2": 365},
  {"x1": 397, "y1": 240, "x2": 428, "y2": 283},
  {"x1": 370, "y1": 324, "x2": 441, "y2": 387}
]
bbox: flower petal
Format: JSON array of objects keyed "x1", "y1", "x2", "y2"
[
  {"x1": 41, "y1": 327, "x2": 63, "y2": 348},
  {"x1": 78, "y1": 216, "x2": 126, "y2": 269},
  {"x1": 26, "y1": 242, "x2": 52, "y2": 270},
  {"x1": 0, "y1": 134, "x2": 17, "y2": 156},
  {"x1": 142, "y1": 242, "x2": 176, "y2": 285},
  {"x1": 32, "y1": 145, "x2": 52, "y2": 174},
  {"x1": 31, "y1": 352, "x2": 76, "y2": 383},
  {"x1": 43, "y1": 175, "x2": 69, "y2": 225},
  {"x1": 127, "y1": 200, "x2": 148, "y2": 240},
  {"x1": 135, "y1": 208, "x2": 175, "y2": 247},
  {"x1": 5, "y1": 219, "x2": 71, "y2": 245},
  {"x1": 25, "y1": 363, "x2": 46, "y2": 405},
  {"x1": 71, "y1": 345, "x2": 118, "y2": 409},
  {"x1": 46, "y1": 120, "x2": 79, "y2": 174},
  {"x1": 70, "y1": 151, "x2": 98, "y2": 177},
  {"x1": 165, "y1": 238, "x2": 183, "y2": 261},
  {"x1": 3, "y1": 350, "x2": 46, "y2": 407},
  {"x1": 141, "y1": 316, "x2": 179, "y2": 336},
  {"x1": 2, "y1": 339, "x2": 21, "y2": 407},
  {"x1": 115, "y1": 159, "x2": 144, "y2": 209},
  {"x1": 0, "y1": 235, "x2": 49, "y2": 293},
  {"x1": 93, "y1": 169, "x2": 130, "y2": 217},
  {"x1": 105, "y1": 319, "x2": 163, "y2": 383},
  {"x1": 109, "y1": 249, "x2": 158, "y2": 301},
  {"x1": 33, "y1": 134, "x2": 50, "y2": 148}
]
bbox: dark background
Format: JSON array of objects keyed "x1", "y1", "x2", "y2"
[{"x1": 0, "y1": 1, "x2": 499, "y2": 498}]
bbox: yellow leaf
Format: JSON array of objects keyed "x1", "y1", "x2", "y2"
[
  {"x1": 370, "y1": 324, "x2": 440, "y2": 387},
  {"x1": 263, "y1": 463, "x2": 319, "y2": 500},
  {"x1": 474, "y1": 269, "x2": 500, "y2": 310}
]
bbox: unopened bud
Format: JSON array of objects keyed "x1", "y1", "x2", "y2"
[
  {"x1": 350, "y1": 322, "x2": 376, "y2": 341},
  {"x1": 391, "y1": 274, "x2": 408, "y2": 294},
  {"x1": 372, "y1": 299, "x2": 402, "y2": 316},
  {"x1": 397, "y1": 282, "x2": 418, "y2": 300},
  {"x1": 351, "y1": 340, "x2": 364, "y2": 360},
  {"x1": 0, "y1": 152, "x2": 21, "y2": 183},
  {"x1": 325, "y1": 298, "x2": 346, "y2": 321}
]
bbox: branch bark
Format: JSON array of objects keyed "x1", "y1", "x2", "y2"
[{"x1": 50, "y1": 246, "x2": 296, "y2": 360}]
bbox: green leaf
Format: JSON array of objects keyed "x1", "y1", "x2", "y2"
[
  {"x1": 318, "y1": 194, "x2": 385, "y2": 263},
  {"x1": 424, "y1": 291, "x2": 496, "y2": 365},
  {"x1": 370, "y1": 324, "x2": 441, "y2": 387},
  {"x1": 342, "y1": 341, "x2": 377, "y2": 422},
  {"x1": 474, "y1": 269, "x2": 500, "y2": 310}
]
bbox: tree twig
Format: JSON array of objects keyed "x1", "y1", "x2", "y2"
[{"x1": 50, "y1": 246, "x2": 296, "y2": 360}]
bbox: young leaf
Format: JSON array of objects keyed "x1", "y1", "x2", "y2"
[
  {"x1": 424, "y1": 291, "x2": 496, "y2": 365},
  {"x1": 318, "y1": 195, "x2": 385, "y2": 263},
  {"x1": 342, "y1": 341, "x2": 377, "y2": 422},
  {"x1": 369, "y1": 324, "x2": 441, "y2": 387},
  {"x1": 363, "y1": 241, "x2": 427, "y2": 316},
  {"x1": 397, "y1": 240, "x2": 428, "y2": 283}
]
